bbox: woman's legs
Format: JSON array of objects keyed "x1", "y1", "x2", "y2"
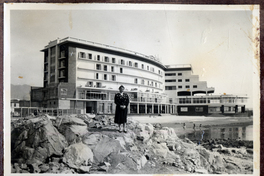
[
  {"x1": 123, "y1": 123, "x2": 127, "y2": 132},
  {"x1": 118, "y1": 124, "x2": 122, "y2": 132}
]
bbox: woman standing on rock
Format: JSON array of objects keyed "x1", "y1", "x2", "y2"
[{"x1": 114, "y1": 85, "x2": 130, "y2": 133}]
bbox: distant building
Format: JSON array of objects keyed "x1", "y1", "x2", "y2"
[
  {"x1": 164, "y1": 65, "x2": 247, "y2": 116},
  {"x1": 11, "y1": 99, "x2": 20, "y2": 114},
  {"x1": 31, "y1": 37, "x2": 248, "y2": 116}
]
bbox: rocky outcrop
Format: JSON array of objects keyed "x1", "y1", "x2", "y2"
[{"x1": 11, "y1": 114, "x2": 253, "y2": 174}]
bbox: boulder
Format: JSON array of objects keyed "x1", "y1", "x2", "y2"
[
  {"x1": 63, "y1": 142, "x2": 93, "y2": 170},
  {"x1": 152, "y1": 130, "x2": 169, "y2": 142},
  {"x1": 150, "y1": 142, "x2": 169, "y2": 158},
  {"x1": 93, "y1": 137, "x2": 125, "y2": 162},
  {"x1": 59, "y1": 115, "x2": 86, "y2": 126},
  {"x1": 12, "y1": 118, "x2": 68, "y2": 164},
  {"x1": 198, "y1": 147, "x2": 225, "y2": 173}
]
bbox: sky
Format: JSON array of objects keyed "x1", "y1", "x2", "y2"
[{"x1": 9, "y1": 5, "x2": 257, "y2": 108}]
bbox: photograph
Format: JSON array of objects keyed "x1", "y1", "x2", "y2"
[{"x1": 4, "y1": 3, "x2": 260, "y2": 175}]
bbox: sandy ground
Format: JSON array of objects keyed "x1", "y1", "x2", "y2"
[{"x1": 129, "y1": 114, "x2": 253, "y2": 137}]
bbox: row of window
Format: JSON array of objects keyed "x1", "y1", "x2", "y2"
[
  {"x1": 165, "y1": 79, "x2": 189, "y2": 82},
  {"x1": 165, "y1": 73, "x2": 182, "y2": 76},
  {"x1": 134, "y1": 78, "x2": 159, "y2": 87},
  {"x1": 95, "y1": 73, "x2": 116, "y2": 81},
  {"x1": 165, "y1": 85, "x2": 198, "y2": 90},
  {"x1": 96, "y1": 64, "x2": 120, "y2": 73},
  {"x1": 94, "y1": 73, "x2": 160, "y2": 87},
  {"x1": 79, "y1": 52, "x2": 162, "y2": 75}
]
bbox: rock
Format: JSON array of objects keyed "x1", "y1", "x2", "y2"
[
  {"x1": 152, "y1": 130, "x2": 169, "y2": 142},
  {"x1": 78, "y1": 166, "x2": 91, "y2": 173},
  {"x1": 93, "y1": 137, "x2": 125, "y2": 162},
  {"x1": 162, "y1": 127, "x2": 178, "y2": 140},
  {"x1": 115, "y1": 136, "x2": 126, "y2": 149},
  {"x1": 28, "y1": 163, "x2": 41, "y2": 173},
  {"x1": 195, "y1": 168, "x2": 208, "y2": 174},
  {"x1": 82, "y1": 133, "x2": 105, "y2": 149},
  {"x1": 150, "y1": 142, "x2": 169, "y2": 158},
  {"x1": 145, "y1": 123, "x2": 154, "y2": 137},
  {"x1": 12, "y1": 118, "x2": 68, "y2": 164},
  {"x1": 135, "y1": 124, "x2": 151, "y2": 142},
  {"x1": 59, "y1": 115, "x2": 87, "y2": 126},
  {"x1": 63, "y1": 142, "x2": 93, "y2": 170},
  {"x1": 198, "y1": 147, "x2": 225, "y2": 173},
  {"x1": 39, "y1": 163, "x2": 49, "y2": 172},
  {"x1": 59, "y1": 124, "x2": 88, "y2": 145},
  {"x1": 98, "y1": 162, "x2": 111, "y2": 172}
]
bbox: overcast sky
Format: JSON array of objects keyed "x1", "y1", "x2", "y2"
[{"x1": 9, "y1": 5, "x2": 256, "y2": 107}]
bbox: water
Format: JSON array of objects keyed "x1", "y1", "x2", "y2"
[{"x1": 180, "y1": 124, "x2": 253, "y2": 142}]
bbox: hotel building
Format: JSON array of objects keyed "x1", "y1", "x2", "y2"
[
  {"x1": 31, "y1": 37, "x2": 175, "y2": 115},
  {"x1": 31, "y1": 37, "x2": 247, "y2": 116}
]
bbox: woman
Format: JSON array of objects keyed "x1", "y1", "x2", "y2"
[{"x1": 114, "y1": 85, "x2": 130, "y2": 133}]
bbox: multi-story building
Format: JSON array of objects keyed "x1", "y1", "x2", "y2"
[
  {"x1": 31, "y1": 37, "x2": 248, "y2": 116},
  {"x1": 164, "y1": 65, "x2": 247, "y2": 116},
  {"x1": 31, "y1": 37, "x2": 176, "y2": 115}
]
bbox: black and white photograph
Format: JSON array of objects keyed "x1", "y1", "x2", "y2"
[{"x1": 4, "y1": 3, "x2": 260, "y2": 175}]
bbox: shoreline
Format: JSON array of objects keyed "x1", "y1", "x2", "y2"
[{"x1": 129, "y1": 115, "x2": 253, "y2": 141}]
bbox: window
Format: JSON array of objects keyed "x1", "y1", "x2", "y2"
[
  {"x1": 134, "y1": 78, "x2": 138, "y2": 84},
  {"x1": 141, "y1": 64, "x2": 144, "y2": 69},
  {"x1": 112, "y1": 58, "x2": 116, "y2": 63},
  {"x1": 165, "y1": 79, "x2": 176, "y2": 82},
  {"x1": 158, "y1": 70, "x2": 161, "y2": 74},
  {"x1": 178, "y1": 73, "x2": 182, "y2": 76},
  {"x1": 88, "y1": 53, "x2": 92, "y2": 59},
  {"x1": 120, "y1": 68, "x2": 123, "y2": 73},
  {"x1": 104, "y1": 74, "x2": 107, "y2": 80},
  {"x1": 179, "y1": 98, "x2": 191, "y2": 104},
  {"x1": 193, "y1": 85, "x2": 197, "y2": 88},
  {"x1": 129, "y1": 61, "x2": 132, "y2": 66},
  {"x1": 96, "y1": 82, "x2": 101, "y2": 88},
  {"x1": 111, "y1": 66, "x2": 114, "y2": 72},
  {"x1": 178, "y1": 79, "x2": 182, "y2": 82},
  {"x1": 121, "y1": 59, "x2": 125, "y2": 65},
  {"x1": 165, "y1": 86, "x2": 176, "y2": 90},
  {"x1": 104, "y1": 57, "x2": 109, "y2": 62},
  {"x1": 104, "y1": 65, "x2": 107, "y2": 71},
  {"x1": 141, "y1": 79, "x2": 145, "y2": 84},
  {"x1": 185, "y1": 85, "x2": 190, "y2": 88},
  {"x1": 112, "y1": 75, "x2": 116, "y2": 81},
  {"x1": 155, "y1": 83, "x2": 157, "y2": 87},
  {"x1": 97, "y1": 55, "x2": 100, "y2": 61},
  {"x1": 148, "y1": 81, "x2": 150, "y2": 85},
  {"x1": 185, "y1": 79, "x2": 190, "y2": 82},
  {"x1": 96, "y1": 73, "x2": 99, "y2": 79},
  {"x1": 151, "y1": 81, "x2": 153, "y2": 86},
  {"x1": 79, "y1": 52, "x2": 86, "y2": 58},
  {"x1": 195, "y1": 107, "x2": 204, "y2": 112},
  {"x1": 96, "y1": 64, "x2": 101, "y2": 70},
  {"x1": 165, "y1": 73, "x2": 176, "y2": 76},
  {"x1": 135, "y1": 63, "x2": 138, "y2": 68},
  {"x1": 150, "y1": 67, "x2": 154, "y2": 72},
  {"x1": 87, "y1": 81, "x2": 93, "y2": 87},
  {"x1": 147, "y1": 66, "x2": 149, "y2": 70},
  {"x1": 178, "y1": 86, "x2": 182, "y2": 89}
]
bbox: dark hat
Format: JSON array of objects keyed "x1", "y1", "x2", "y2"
[{"x1": 119, "y1": 85, "x2": 125, "y2": 89}]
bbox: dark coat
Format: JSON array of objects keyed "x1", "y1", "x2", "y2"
[{"x1": 114, "y1": 92, "x2": 130, "y2": 124}]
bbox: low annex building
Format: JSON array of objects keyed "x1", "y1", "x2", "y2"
[{"x1": 31, "y1": 37, "x2": 247, "y2": 116}]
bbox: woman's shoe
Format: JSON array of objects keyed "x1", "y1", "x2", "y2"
[
  {"x1": 118, "y1": 129, "x2": 122, "y2": 133},
  {"x1": 123, "y1": 129, "x2": 127, "y2": 133}
]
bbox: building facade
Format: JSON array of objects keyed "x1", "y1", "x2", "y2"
[
  {"x1": 31, "y1": 37, "x2": 247, "y2": 116},
  {"x1": 31, "y1": 37, "x2": 176, "y2": 114},
  {"x1": 164, "y1": 65, "x2": 247, "y2": 116}
]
